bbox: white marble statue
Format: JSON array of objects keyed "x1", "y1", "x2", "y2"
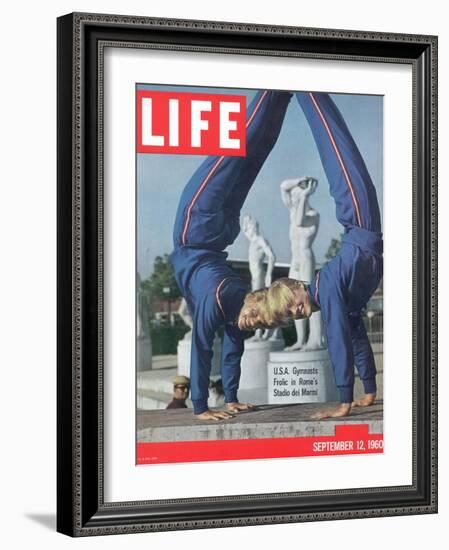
[
  {"x1": 137, "y1": 272, "x2": 152, "y2": 370},
  {"x1": 280, "y1": 177, "x2": 326, "y2": 351},
  {"x1": 178, "y1": 298, "x2": 193, "y2": 340},
  {"x1": 137, "y1": 274, "x2": 143, "y2": 340},
  {"x1": 242, "y1": 215, "x2": 275, "y2": 290},
  {"x1": 177, "y1": 297, "x2": 222, "y2": 376},
  {"x1": 242, "y1": 214, "x2": 282, "y2": 342},
  {"x1": 137, "y1": 272, "x2": 146, "y2": 339}
]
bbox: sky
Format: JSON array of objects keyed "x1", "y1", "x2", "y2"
[{"x1": 136, "y1": 84, "x2": 383, "y2": 278}]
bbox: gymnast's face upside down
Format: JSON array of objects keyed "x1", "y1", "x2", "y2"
[{"x1": 237, "y1": 278, "x2": 315, "y2": 331}]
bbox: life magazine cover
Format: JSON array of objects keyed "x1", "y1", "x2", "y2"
[{"x1": 135, "y1": 85, "x2": 384, "y2": 465}]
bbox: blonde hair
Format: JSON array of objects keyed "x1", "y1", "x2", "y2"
[
  {"x1": 237, "y1": 288, "x2": 269, "y2": 330},
  {"x1": 238, "y1": 278, "x2": 308, "y2": 330},
  {"x1": 265, "y1": 278, "x2": 299, "y2": 327}
]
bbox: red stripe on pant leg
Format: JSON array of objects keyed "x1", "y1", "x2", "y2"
[
  {"x1": 314, "y1": 270, "x2": 320, "y2": 306},
  {"x1": 181, "y1": 156, "x2": 224, "y2": 245},
  {"x1": 181, "y1": 91, "x2": 269, "y2": 245},
  {"x1": 215, "y1": 277, "x2": 229, "y2": 318},
  {"x1": 308, "y1": 92, "x2": 363, "y2": 228}
]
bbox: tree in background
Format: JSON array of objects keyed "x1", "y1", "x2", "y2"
[
  {"x1": 140, "y1": 255, "x2": 188, "y2": 354},
  {"x1": 143, "y1": 254, "x2": 181, "y2": 302},
  {"x1": 140, "y1": 254, "x2": 181, "y2": 318}
]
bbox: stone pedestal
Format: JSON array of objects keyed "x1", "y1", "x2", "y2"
[
  {"x1": 239, "y1": 339, "x2": 284, "y2": 390},
  {"x1": 137, "y1": 337, "x2": 152, "y2": 371},
  {"x1": 177, "y1": 337, "x2": 221, "y2": 378},
  {"x1": 267, "y1": 348, "x2": 338, "y2": 404}
]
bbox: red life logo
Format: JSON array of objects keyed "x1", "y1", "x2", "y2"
[{"x1": 136, "y1": 91, "x2": 247, "y2": 156}]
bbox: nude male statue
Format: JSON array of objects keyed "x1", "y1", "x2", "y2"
[
  {"x1": 280, "y1": 177, "x2": 326, "y2": 351},
  {"x1": 241, "y1": 214, "x2": 280, "y2": 342},
  {"x1": 242, "y1": 215, "x2": 275, "y2": 290}
]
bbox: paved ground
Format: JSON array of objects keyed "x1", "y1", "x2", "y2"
[
  {"x1": 151, "y1": 354, "x2": 177, "y2": 370},
  {"x1": 137, "y1": 400, "x2": 383, "y2": 442}
]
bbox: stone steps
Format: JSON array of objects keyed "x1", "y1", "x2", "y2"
[
  {"x1": 138, "y1": 387, "x2": 193, "y2": 410},
  {"x1": 137, "y1": 369, "x2": 178, "y2": 409},
  {"x1": 138, "y1": 368, "x2": 177, "y2": 394},
  {"x1": 137, "y1": 367, "x2": 225, "y2": 410}
]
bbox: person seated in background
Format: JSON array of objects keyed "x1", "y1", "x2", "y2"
[{"x1": 166, "y1": 375, "x2": 190, "y2": 409}]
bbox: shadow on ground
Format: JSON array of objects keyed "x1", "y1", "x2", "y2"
[{"x1": 25, "y1": 513, "x2": 56, "y2": 531}]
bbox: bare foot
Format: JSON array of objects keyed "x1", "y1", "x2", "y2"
[
  {"x1": 225, "y1": 402, "x2": 256, "y2": 413},
  {"x1": 310, "y1": 403, "x2": 352, "y2": 420},
  {"x1": 352, "y1": 393, "x2": 376, "y2": 408},
  {"x1": 302, "y1": 342, "x2": 324, "y2": 351},
  {"x1": 284, "y1": 342, "x2": 305, "y2": 352},
  {"x1": 195, "y1": 409, "x2": 234, "y2": 421}
]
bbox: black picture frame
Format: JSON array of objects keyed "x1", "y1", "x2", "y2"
[{"x1": 57, "y1": 12, "x2": 438, "y2": 536}]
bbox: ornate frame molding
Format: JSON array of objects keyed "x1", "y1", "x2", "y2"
[{"x1": 57, "y1": 12, "x2": 437, "y2": 536}]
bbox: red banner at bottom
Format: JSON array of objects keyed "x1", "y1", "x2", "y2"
[{"x1": 137, "y1": 424, "x2": 383, "y2": 465}]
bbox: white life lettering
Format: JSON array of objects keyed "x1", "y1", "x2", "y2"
[
  {"x1": 141, "y1": 98, "x2": 164, "y2": 146},
  {"x1": 219, "y1": 102, "x2": 241, "y2": 149},
  {"x1": 191, "y1": 100, "x2": 212, "y2": 148}
]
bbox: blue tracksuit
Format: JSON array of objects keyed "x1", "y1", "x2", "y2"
[
  {"x1": 170, "y1": 90, "x2": 293, "y2": 414},
  {"x1": 296, "y1": 92, "x2": 383, "y2": 404}
]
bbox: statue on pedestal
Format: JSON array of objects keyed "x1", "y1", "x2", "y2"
[
  {"x1": 177, "y1": 298, "x2": 193, "y2": 340},
  {"x1": 280, "y1": 177, "x2": 326, "y2": 351},
  {"x1": 242, "y1": 214, "x2": 281, "y2": 342},
  {"x1": 177, "y1": 297, "x2": 222, "y2": 377},
  {"x1": 137, "y1": 272, "x2": 152, "y2": 370},
  {"x1": 242, "y1": 214, "x2": 275, "y2": 291}
]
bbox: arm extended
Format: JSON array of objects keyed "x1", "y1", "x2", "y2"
[
  {"x1": 318, "y1": 271, "x2": 355, "y2": 405},
  {"x1": 280, "y1": 178, "x2": 301, "y2": 208},
  {"x1": 189, "y1": 297, "x2": 222, "y2": 416},
  {"x1": 349, "y1": 312, "x2": 377, "y2": 397},
  {"x1": 281, "y1": 177, "x2": 318, "y2": 226}
]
